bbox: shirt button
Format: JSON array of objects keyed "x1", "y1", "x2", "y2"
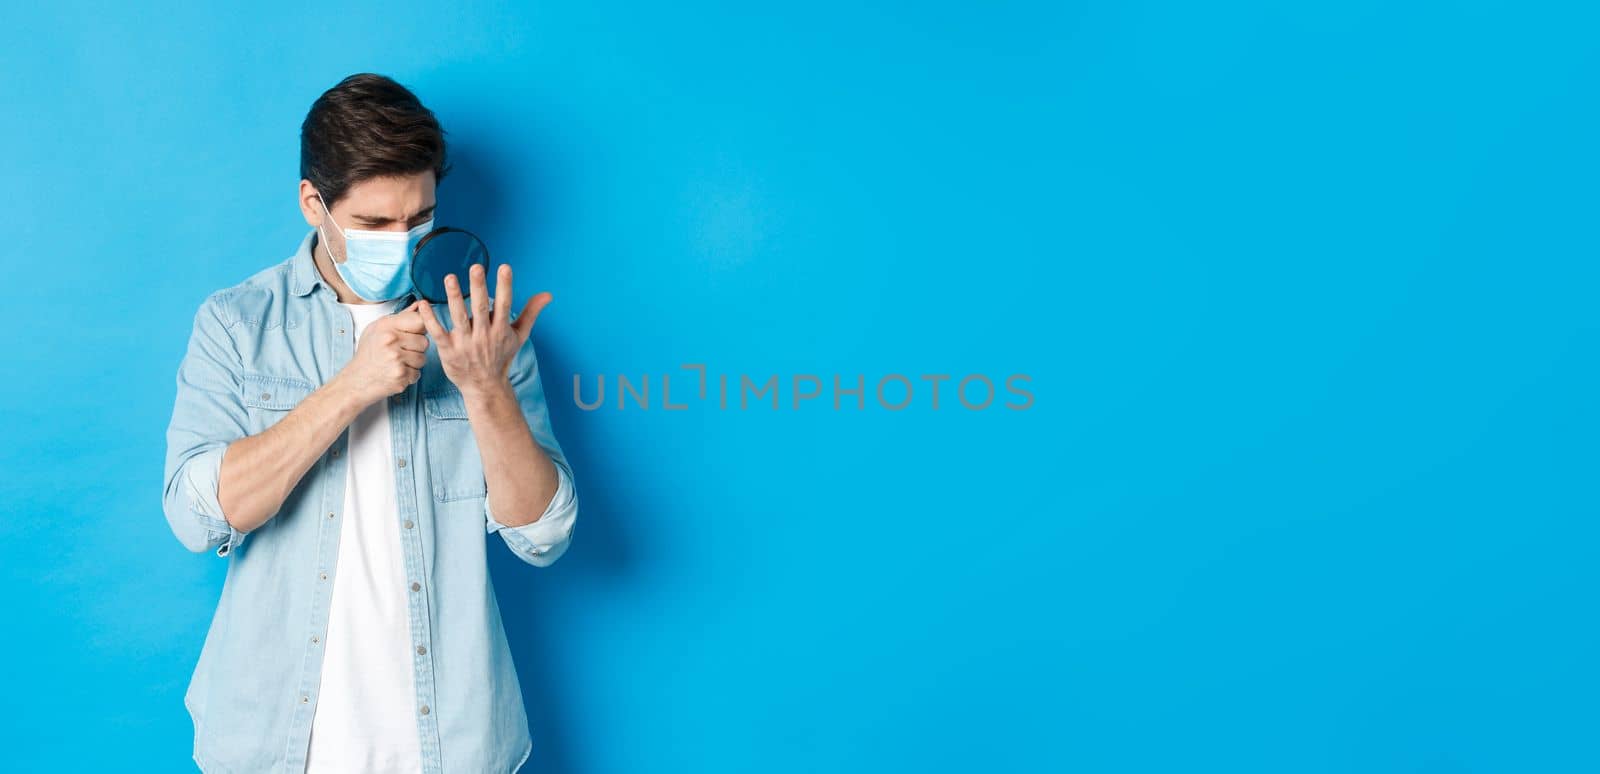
[
  {"x1": 416, "y1": 645, "x2": 427, "y2": 655},
  {"x1": 327, "y1": 511, "x2": 335, "y2": 520},
  {"x1": 419, "y1": 704, "x2": 430, "y2": 716},
  {"x1": 337, "y1": 327, "x2": 346, "y2": 335},
  {"x1": 311, "y1": 635, "x2": 320, "y2": 644},
  {"x1": 398, "y1": 458, "x2": 407, "y2": 468},
  {"x1": 410, "y1": 581, "x2": 421, "y2": 592},
  {"x1": 260, "y1": 392, "x2": 272, "y2": 400},
  {"x1": 319, "y1": 572, "x2": 328, "y2": 581},
  {"x1": 301, "y1": 695, "x2": 309, "y2": 704},
  {"x1": 403, "y1": 520, "x2": 414, "y2": 529},
  {"x1": 331, "y1": 448, "x2": 340, "y2": 458}
]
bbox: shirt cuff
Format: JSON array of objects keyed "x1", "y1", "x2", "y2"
[
  {"x1": 485, "y1": 462, "x2": 577, "y2": 566},
  {"x1": 184, "y1": 445, "x2": 249, "y2": 558}
]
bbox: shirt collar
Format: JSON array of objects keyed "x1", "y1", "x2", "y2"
[
  {"x1": 289, "y1": 228, "x2": 420, "y2": 308},
  {"x1": 289, "y1": 229, "x2": 322, "y2": 297}
]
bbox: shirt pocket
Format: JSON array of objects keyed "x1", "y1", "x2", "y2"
[
  {"x1": 239, "y1": 372, "x2": 315, "y2": 432},
  {"x1": 423, "y1": 387, "x2": 489, "y2": 501}
]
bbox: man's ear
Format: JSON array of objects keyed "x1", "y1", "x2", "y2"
[{"x1": 297, "y1": 179, "x2": 325, "y2": 228}]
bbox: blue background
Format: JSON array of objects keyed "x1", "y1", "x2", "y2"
[{"x1": 3, "y1": 2, "x2": 1596, "y2": 772}]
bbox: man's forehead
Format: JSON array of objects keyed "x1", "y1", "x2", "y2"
[{"x1": 336, "y1": 174, "x2": 436, "y2": 218}]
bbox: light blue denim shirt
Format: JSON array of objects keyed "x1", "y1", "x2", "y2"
[{"x1": 161, "y1": 229, "x2": 578, "y2": 773}]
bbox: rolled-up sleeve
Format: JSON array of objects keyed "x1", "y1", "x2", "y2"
[
  {"x1": 484, "y1": 328, "x2": 579, "y2": 567},
  {"x1": 162, "y1": 293, "x2": 251, "y2": 558}
]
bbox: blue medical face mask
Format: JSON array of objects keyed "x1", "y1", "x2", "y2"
[{"x1": 316, "y1": 191, "x2": 435, "y2": 302}]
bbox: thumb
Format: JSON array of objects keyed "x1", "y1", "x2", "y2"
[
  {"x1": 512, "y1": 292, "x2": 553, "y2": 341},
  {"x1": 391, "y1": 300, "x2": 428, "y2": 331}
]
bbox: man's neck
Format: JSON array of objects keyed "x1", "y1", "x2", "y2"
[{"x1": 312, "y1": 233, "x2": 375, "y2": 305}]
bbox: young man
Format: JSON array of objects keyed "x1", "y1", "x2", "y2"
[{"x1": 161, "y1": 73, "x2": 578, "y2": 773}]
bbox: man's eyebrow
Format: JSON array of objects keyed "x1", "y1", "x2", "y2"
[{"x1": 351, "y1": 205, "x2": 437, "y2": 224}]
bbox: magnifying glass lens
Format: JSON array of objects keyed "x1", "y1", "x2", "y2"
[{"x1": 413, "y1": 228, "x2": 490, "y2": 304}]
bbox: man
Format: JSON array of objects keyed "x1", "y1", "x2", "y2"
[{"x1": 161, "y1": 73, "x2": 578, "y2": 773}]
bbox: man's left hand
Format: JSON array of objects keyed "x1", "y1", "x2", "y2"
[{"x1": 416, "y1": 262, "x2": 552, "y2": 399}]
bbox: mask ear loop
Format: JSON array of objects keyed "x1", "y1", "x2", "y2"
[{"x1": 314, "y1": 191, "x2": 345, "y2": 263}]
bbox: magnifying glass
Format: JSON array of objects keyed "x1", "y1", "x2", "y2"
[{"x1": 411, "y1": 227, "x2": 491, "y2": 305}]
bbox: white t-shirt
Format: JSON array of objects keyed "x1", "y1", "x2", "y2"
[{"x1": 305, "y1": 301, "x2": 425, "y2": 773}]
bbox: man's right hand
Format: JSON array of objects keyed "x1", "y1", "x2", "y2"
[{"x1": 334, "y1": 300, "x2": 431, "y2": 406}]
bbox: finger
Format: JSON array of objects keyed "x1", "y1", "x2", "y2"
[
  {"x1": 391, "y1": 301, "x2": 427, "y2": 333},
  {"x1": 469, "y1": 263, "x2": 491, "y2": 331},
  {"x1": 493, "y1": 263, "x2": 513, "y2": 328},
  {"x1": 396, "y1": 330, "x2": 430, "y2": 353},
  {"x1": 444, "y1": 273, "x2": 470, "y2": 333},
  {"x1": 512, "y1": 291, "x2": 553, "y2": 343},
  {"x1": 404, "y1": 364, "x2": 422, "y2": 385},
  {"x1": 401, "y1": 349, "x2": 427, "y2": 370},
  {"x1": 416, "y1": 300, "x2": 448, "y2": 346}
]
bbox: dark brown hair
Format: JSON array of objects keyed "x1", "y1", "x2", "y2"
[{"x1": 300, "y1": 73, "x2": 450, "y2": 207}]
